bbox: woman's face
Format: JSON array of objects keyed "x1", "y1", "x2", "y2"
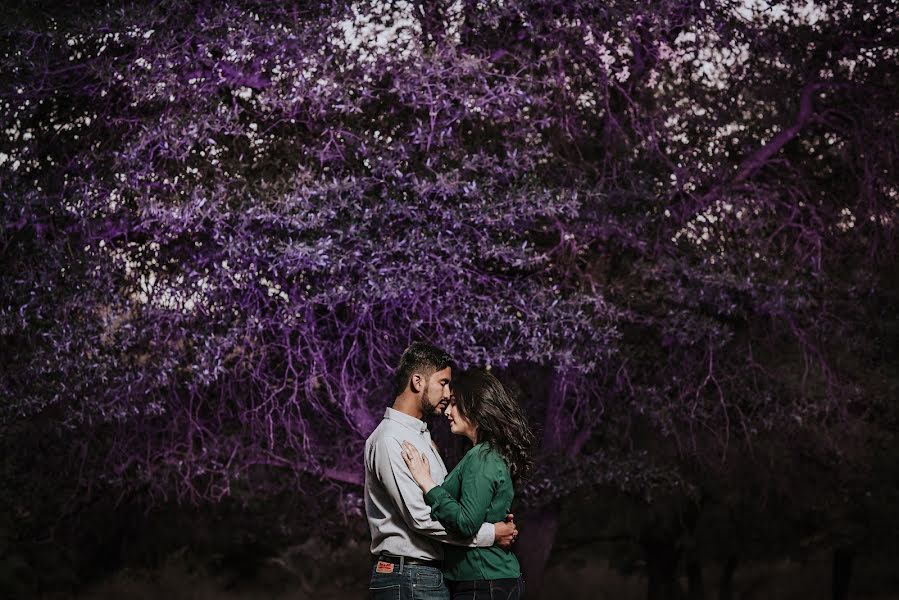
[{"x1": 445, "y1": 396, "x2": 478, "y2": 441}]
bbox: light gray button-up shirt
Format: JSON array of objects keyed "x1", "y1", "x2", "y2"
[{"x1": 364, "y1": 407, "x2": 496, "y2": 559}]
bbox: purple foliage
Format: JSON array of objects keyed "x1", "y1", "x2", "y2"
[{"x1": 1, "y1": 0, "x2": 896, "y2": 532}]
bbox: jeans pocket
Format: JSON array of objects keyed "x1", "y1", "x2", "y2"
[
  {"x1": 369, "y1": 583, "x2": 401, "y2": 600},
  {"x1": 414, "y1": 570, "x2": 443, "y2": 590}
]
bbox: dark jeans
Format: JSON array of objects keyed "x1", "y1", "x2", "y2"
[
  {"x1": 449, "y1": 577, "x2": 526, "y2": 600},
  {"x1": 369, "y1": 561, "x2": 450, "y2": 600}
]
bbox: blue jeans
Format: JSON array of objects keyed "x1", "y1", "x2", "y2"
[{"x1": 369, "y1": 561, "x2": 450, "y2": 600}]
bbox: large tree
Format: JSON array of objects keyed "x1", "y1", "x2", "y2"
[{"x1": 2, "y1": 0, "x2": 896, "y2": 597}]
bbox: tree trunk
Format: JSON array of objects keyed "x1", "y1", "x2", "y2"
[
  {"x1": 686, "y1": 557, "x2": 705, "y2": 600},
  {"x1": 642, "y1": 534, "x2": 684, "y2": 600},
  {"x1": 717, "y1": 555, "x2": 737, "y2": 600},
  {"x1": 831, "y1": 547, "x2": 854, "y2": 600},
  {"x1": 683, "y1": 500, "x2": 704, "y2": 600},
  {"x1": 515, "y1": 501, "x2": 562, "y2": 600}
]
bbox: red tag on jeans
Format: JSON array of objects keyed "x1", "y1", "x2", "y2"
[{"x1": 376, "y1": 561, "x2": 395, "y2": 574}]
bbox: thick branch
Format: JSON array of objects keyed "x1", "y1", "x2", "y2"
[
  {"x1": 683, "y1": 81, "x2": 843, "y2": 222},
  {"x1": 322, "y1": 467, "x2": 363, "y2": 487},
  {"x1": 731, "y1": 81, "x2": 827, "y2": 183}
]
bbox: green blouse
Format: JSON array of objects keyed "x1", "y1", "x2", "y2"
[{"x1": 424, "y1": 442, "x2": 521, "y2": 581}]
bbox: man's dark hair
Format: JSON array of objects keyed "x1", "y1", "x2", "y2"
[{"x1": 393, "y1": 342, "x2": 454, "y2": 397}]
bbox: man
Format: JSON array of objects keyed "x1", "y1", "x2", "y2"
[{"x1": 365, "y1": 342, "x2": 518, "y2": 600}]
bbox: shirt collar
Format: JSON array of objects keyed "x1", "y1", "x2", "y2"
[{"x1": 384, "y1": 407, "x2": 428, "y2": 433}]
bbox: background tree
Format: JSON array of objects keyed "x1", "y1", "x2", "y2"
[{"x1": 2, "y1": 1, "x2": 897, "y2": 598}]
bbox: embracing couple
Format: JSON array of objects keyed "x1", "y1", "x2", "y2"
[{"x1": 364, "y1": 342, "x2": 535, "y2": 600}]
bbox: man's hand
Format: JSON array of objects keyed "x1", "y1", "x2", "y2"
[{"x1": 493, "y1": 518, "x2": 518, "y2": 550}]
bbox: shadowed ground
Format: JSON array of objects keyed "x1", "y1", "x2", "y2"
[{"x1": 67, "y1": 543, "x2": 899, "y2": 600}]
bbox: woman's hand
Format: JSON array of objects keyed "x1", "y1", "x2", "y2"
[{"x1": 401, "y1": 441, "x2": 437, "y2": 493}]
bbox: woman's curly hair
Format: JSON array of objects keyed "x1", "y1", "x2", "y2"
[{"x1": 450, "y1": 369, "x2": 535, "y2": 481}]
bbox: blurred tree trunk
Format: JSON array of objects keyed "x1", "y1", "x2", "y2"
[
  {"x1": 686, "y1": 557, "x2": 705, "y2": 600},
  {"x1": 684, "y1": 501, "x2": 705, "y2": 600},
  {"x1": 832, "y1": 547, "x2": 854, "y2": 600},
  {"x1": 516, "y1": 501, "x2": 561, "y2": 600},
  {"x1": 717, "y1": 555, "x2": 737, "y2": 600},
  {"x1": 641, "y1": 522, "x2": 685, "y2": 600},
  {"x1": 515, "y1": 370, "x2": 579, "y2": 599}
]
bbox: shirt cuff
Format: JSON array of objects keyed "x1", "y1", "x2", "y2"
[
  {"x1": 424, "y1": 485, "x2": 451, "y2": 506},
  {"x1": 474, "y1": 521, "x2": 495, "y2": 547}
]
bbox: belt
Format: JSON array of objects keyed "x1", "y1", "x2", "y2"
[{"x1": 374, "y1": 553, "x2": 442, "y2": 568}]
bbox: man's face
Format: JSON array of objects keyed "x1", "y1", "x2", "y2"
[{"x1": 420, "y1": 366, "x2": 452, "y2": 419}]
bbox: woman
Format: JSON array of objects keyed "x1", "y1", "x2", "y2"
[{"x1": 400, "y1": 368, "x2": 535, "y2": 600}]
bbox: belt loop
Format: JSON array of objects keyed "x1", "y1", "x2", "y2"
[{"x1": 398, "y1": 555, "x2": 404, "y2": 575}]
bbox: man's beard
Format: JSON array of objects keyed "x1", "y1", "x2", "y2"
[{"x1": 421, "y1": 389, "x2": 437, "y2": 419}]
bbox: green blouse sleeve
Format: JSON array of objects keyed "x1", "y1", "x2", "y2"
[{"x1": 424, "y1": 446, "x2": 503, "y2": 538}]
